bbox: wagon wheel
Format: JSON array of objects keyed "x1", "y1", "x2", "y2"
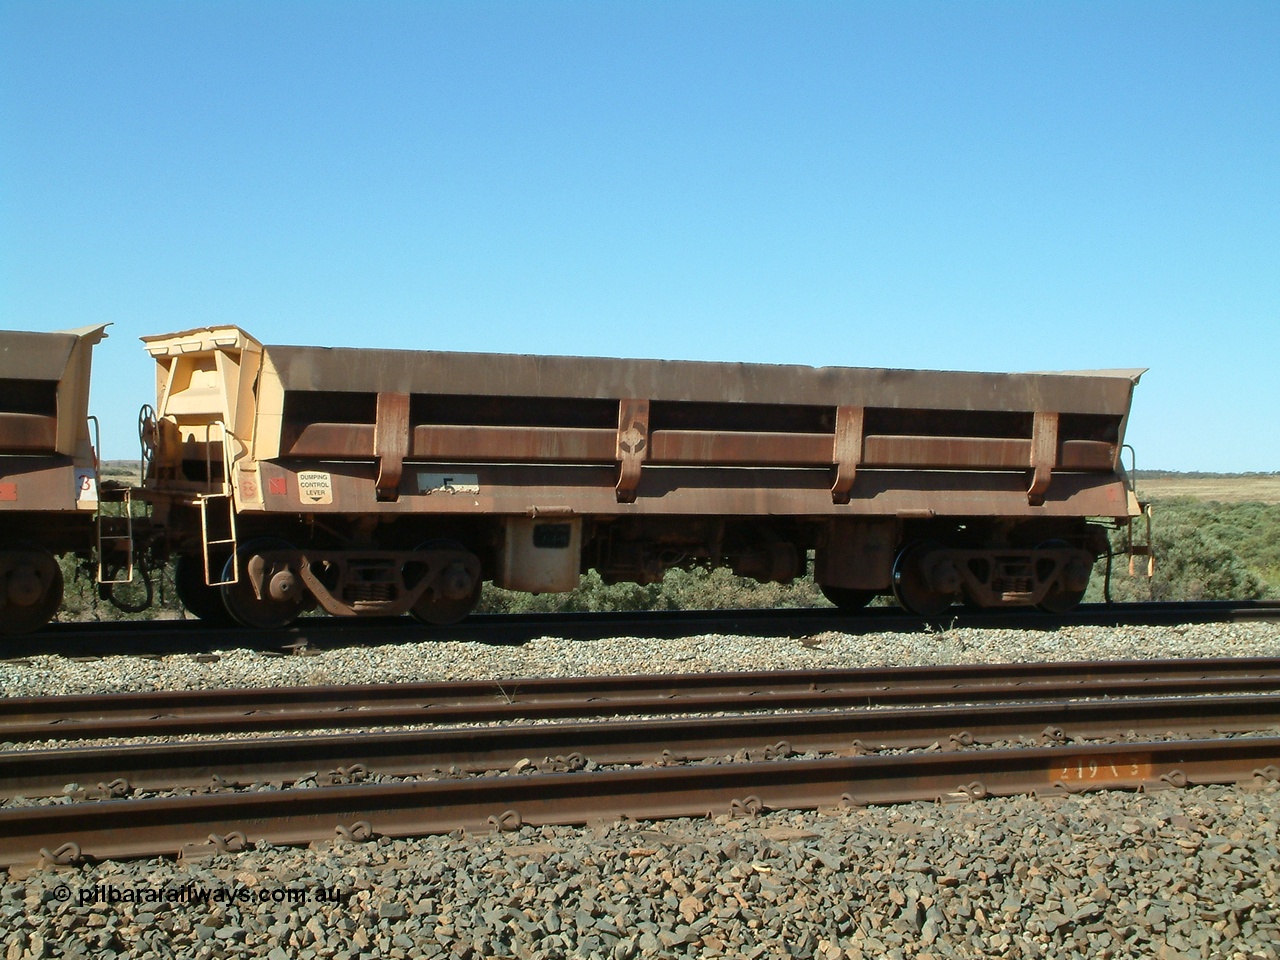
[
  {"x1": 220, "y1": 539, "x2": 306, "y2": 629},
  {"x1": 1037, "y1": 585, "x2": 1086, "y2": 615},
  {"x1": 1035, "y1": 540, "x2": 1089, "y2": 614},
  {"x1": 819, "y1": 585, "x2": 876, "y2": 612},
  {"x1": 0, "y1": 548, "x2": 64, "y2": 635},
  {"x1": 409, "y1": 540, "x2": 482, "y2": 626},
  {"x1": 891, "y1": 542, "x2": 956, "y2": 619},
  {"x1": 175, "y1": 554, "x2": 236, "y2": 625}
]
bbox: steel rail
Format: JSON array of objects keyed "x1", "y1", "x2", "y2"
[
  {"x1": 4, "y1": 737, "x2": 1278, "y2": 867},
  {"x1": 5, "y1": 693, "x2": 1280, "y2": 799},
  {"x1": 7, "y1": 659, "x2": 1280, "y2": 742},
  {"x1": 10, "y1": 600, "x2": 1280, "y2": 658}
]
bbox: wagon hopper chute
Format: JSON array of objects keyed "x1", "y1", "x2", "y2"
[{"x1": 139, "y1": 326, "x2": 1144, "y2": 627}]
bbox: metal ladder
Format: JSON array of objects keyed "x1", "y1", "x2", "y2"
[
  {"x1": 197, "y1": 421, "x2": 239, "y2": 586},
  {"x1": 96, "y1": 485, "x2": 135, "y2": 585},
  {"x1": 1121, "y1": 444, "x2": 1154, "y2": 578},
  {"x1": 86, "y1": 414, "x2": 135, "y2": 586},
  {"x1": 1127, "y1": 502, "x2": 1155, "y2": 578}
]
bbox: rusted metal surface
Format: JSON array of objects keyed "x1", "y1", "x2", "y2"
[
  {"x1": 1027, "y1": 411, "x2": 1059, "y2": 505},
  {"x1": 282, "y1": 427, "x2": 1117, "y2": 473},
  {"x1": 136, "y1": 326, "x2": 1146, "y2": 620},
  {"x1": 0, "y1": 327, "x2": 107, "y2": 632},
  {"x1": 0, "y1": 328, "x2": 94, "y2": 383},
  {"x1": 830, "y1": 405, "x2": 863, "y2": 503},
  {"x1": 0, "y1": 459, "x2": 80, "y2": 514},
  {"x1": 815, "y1": 520, "x2": 896, "y2": 590},
  {"x1": 0, "y1": 325, "x2": 106, "y2": 509},
  {"x1": 0, "y1": 413, "x2": 58, "y2": 453},
  {"x1": 6, "y1": 693, "x2": 1278, "y2": 800},
  {"x1": 1, "y1": 737, "x2": 1275, "y2": 866},
  {"x1": 143, "y1": 326, "x2": 1143, "y2": 515},
  {"x1": 417, "y1": 425, "x2": 616, "y2": 463},
  {"x1": 614, "y1": 398, "x2": 649, "y2": 504},
  {"x1": 288, "y1": 545, "x2": 481, "y2": 618},
  {"x1": 258, "y1": 338, "x2": 1143, "y2": 413},
  {"x1": 250, "y1": 461, "x2": 1135, "y2": 519},
  {"x1": 373, "y1": 391, "x2": 409, "y2": 501},
  {"x1": 8, "y1": 658, "x2": 1280, "y2": 742},
  {"x1": 892, "y1": 543, "x2": 1096, "y2": 612}
]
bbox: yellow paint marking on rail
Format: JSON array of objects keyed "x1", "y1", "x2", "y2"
[{"x1": 1055, "y1": 756, "x2": 1153, "y2": 785}]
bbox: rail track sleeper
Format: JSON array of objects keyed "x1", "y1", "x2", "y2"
[
  {"x1": 4, "y1": 692, "x2": 1280, "y2": 801},
  {"x1": 1, "y1": 737, "x2": 1277, "y2": 867},
  {"x1": 7, "y1": 655, "x2": 1280, "y2": 721},
  {"x1": 10, "y1": 667, "x2": 1280, "y2": 742}
]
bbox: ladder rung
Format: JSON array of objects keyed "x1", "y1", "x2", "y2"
[
  {"x1": 199, "y1": 482, "x2": 239, "y2": 586},
  {"x1": 96, "y1": 482, "x2": 137, "y2": 586}
]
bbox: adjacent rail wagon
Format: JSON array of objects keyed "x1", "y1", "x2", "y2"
[
  {"x1": 137, "y1": 327, "x2": 1145, "y2": 629},
  {"x1": 0, "y1": 325, "x2": 110, "y2": 634}
]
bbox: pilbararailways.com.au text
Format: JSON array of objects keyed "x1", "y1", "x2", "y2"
[{"x1": 64, "y1": 882, "x2": 353, "y2": 908}]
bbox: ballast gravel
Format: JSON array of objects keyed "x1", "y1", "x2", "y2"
[
  {"x1": 3, "y1": 621, "x2": 1279, "y2": 697},
  {"x1": 3, "y1": 620, "x2": 1280, "y2": 959}
]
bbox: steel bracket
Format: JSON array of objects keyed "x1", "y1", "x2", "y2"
[
  {"x1": 488, "y1": 809, "x2": 523, "y2": 832},
  {"x1": 615, "y1": 398, "x2": 649, "y2": 503},
  {"x1": 1027, "y1": 411, "x2": 1059, "y2": 506},
  {"x1": 728, "y1": 795, "x2": 764, "y2": 818},
  {"x1": 831, "y1": 405, "x2": 864, "y2": 504},
  {"x1": 374, "y1": 391, "x2": 410, "y2": 502},
  {"x1": 335, "y1": 820, "x2": 373, "y2": 843},
  {"x1": 39, "y1": 842, "x2": 82, "y2": 867}
]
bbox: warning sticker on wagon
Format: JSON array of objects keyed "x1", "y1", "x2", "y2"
[{"x1": 297, "y1": 471, "x2": 333, "y2": 505}]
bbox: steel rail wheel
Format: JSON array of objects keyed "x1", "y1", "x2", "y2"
[
  {"x1": 0, "y1": 548, "x2": 64, "y2": 635},
  {"x1": 409, "y1": 540, "x2": 482, "y2": 626},
  {"x1": 892, "y1": 542, "x2": 956, "y2": 618},
  {"x1": 174, "y1": 554, "x2": 235, "y2": 625},
  {"x1": 220, "y1": 539, "x2": 306, "y2": 629},
  {"x1": 819, "y1": 585, "x2": 876, "y2": 612},
  {"x1": 1037, "y1": 586, "x2": 1087, "y2": 615}
]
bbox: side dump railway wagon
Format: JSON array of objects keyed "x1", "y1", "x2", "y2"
[
  {"x1": 0, "y1": 325, "x2": 110, "y2": 634},
  {"x1": 137, "y1": 327, "x2": 1145, "y2": 628}
]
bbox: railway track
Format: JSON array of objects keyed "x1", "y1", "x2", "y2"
[
  {"x1": 7, "y1": 657, "x2": 1280, "y2": 741},
  {"x1": 3, "y1": 658, "x2": 1279, "y2": 866},
  {"x1": 5, "y1": 737, "x2": 1279, "y2": 867},
  {"x1": 4, "y1": 693, "x2": 1279, "y2": 800},
  {"x1": 8, "y1": 599, "x2": 1280, "y2": 658}
]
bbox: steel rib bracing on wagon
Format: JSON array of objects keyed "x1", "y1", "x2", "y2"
[
  {"x1": 134, "y1": 326, "x2": 1147, "y2": 629},
  {"x1": 0, "y1": 322, "x2": 1151, "y2": 632}
]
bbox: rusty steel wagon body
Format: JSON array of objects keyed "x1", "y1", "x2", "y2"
[
  {"x1": 0, "y1": 325, "x2": 114, "y2": 634},
  {"x1": 137, "y1": 326, "x2": 1145, "y2": 628}
]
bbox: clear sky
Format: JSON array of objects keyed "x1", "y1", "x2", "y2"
[{"x1": 2, "y1": 2, "x2": 1277, "y2": 469}]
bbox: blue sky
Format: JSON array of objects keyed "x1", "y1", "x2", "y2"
[{"x1": 3, "y1": 2, "x2": 1277, "y2": 469}]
